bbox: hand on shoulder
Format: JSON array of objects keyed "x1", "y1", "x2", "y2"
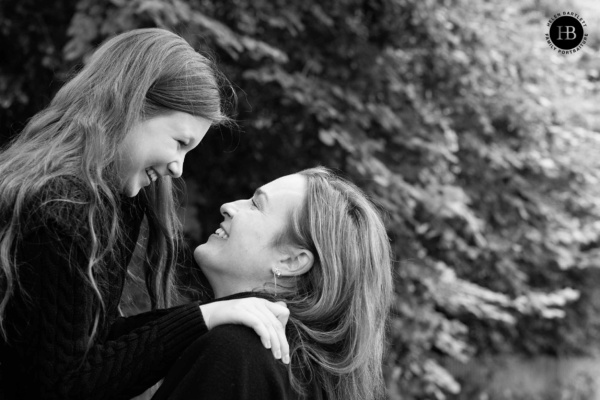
[{"x1": 199, "y1": 297, "x2": 290, "y2": 364}]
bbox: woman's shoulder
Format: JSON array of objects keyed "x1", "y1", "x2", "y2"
[
  {"x1": 154, "y1": 324, "x2": 299, "y2": 400},
  {"x1": 208, "y1": 324, "x2": 277, "y2": 358},
  {"x1": 195, "y1": 325, "x2": 297, "y2": 398},
  {"x1": 205, "y1": 324, "x2": 290, "y2": 379}
]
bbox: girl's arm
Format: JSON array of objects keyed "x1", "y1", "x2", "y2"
[
  {"x1": 8, "y1": 220, "x2": 203, "y2": 399},
  {"x1": 108, "y1": 299, "x2": 289, "y2": 362},
  {"x1": 8, "y1": 215, "x2": 286, "y2": 400}
]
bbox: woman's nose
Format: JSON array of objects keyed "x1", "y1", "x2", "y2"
[{"x1": 220, "y1": 202, "x2": 236, "y2": 219}]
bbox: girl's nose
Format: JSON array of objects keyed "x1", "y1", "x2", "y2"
[{"x1": 167, "y1": 160, "x2": 182, "y2": 178}]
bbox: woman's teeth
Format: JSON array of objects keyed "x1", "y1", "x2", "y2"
[
  {"x1": 146, "y1": 168, "x2": 158, "y2": 182},
  {"x1": 215, "y1": 227, "x2": 229, "y2": 239}
]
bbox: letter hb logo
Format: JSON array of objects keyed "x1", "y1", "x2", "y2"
[
  {"x1": 549, "y1": 16, "x2": 584, "y2": 49},
  {"x1": 556, "y1": 26, "x2": 577, "y2": 40}
]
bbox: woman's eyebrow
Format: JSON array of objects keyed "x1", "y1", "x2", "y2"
[{"x1": 253, "y1": 187, "x2": 269, "y2": 206}]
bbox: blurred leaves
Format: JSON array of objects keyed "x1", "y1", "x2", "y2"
[{"x1": 2, "y1": 0, "x2": 600, "y2": 399}]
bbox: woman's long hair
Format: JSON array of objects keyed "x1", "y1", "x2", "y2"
[
  {"x1": 0, "y1": 28, "x2": 231, "y2": 343},
  {"x1": 274, "y1": 167, "x2": 393, "y2": 400}
]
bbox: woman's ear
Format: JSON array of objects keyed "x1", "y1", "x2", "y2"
[{"x1": 276, "y1": 247, "x2": 314, "y2": 277}]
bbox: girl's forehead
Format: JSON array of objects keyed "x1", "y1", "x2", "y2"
[{"x1": 137, "y1": 112, "x2": 211, "y2": 140}]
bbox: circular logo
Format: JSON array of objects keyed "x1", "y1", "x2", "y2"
[
  {"x1": 545, "y1": 12, "x2": 588, "y2": 54},
  {"x1": 549, "y1": 16, "x2": 584, "y2": 49}
]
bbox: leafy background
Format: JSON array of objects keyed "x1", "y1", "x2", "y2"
[{"x1": 2, "y1": 0, "x2": 600, "y2": 398}]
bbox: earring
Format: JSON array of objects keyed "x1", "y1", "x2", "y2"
[{"x1": 273, "y1": 268, "x2": 282, "y2": 287}]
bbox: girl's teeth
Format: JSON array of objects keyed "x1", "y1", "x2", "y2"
[{"x1": 146, "y1": 168, "x2": 158, "y2": 182}]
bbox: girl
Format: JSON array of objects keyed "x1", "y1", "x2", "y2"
[
  {"x1": 0, "y1": 29, "x2": 289, "y2": 400},
  {"x1": 153, "y1": 167, "x2": 393, "y2": 400}
]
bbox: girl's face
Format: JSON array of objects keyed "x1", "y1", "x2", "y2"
[
  {"x1": 194, "y1": 174, "x2": 307, "y2": 297},
  {"x1": 116, "y1": 111, "x2": 211, "y2": 197}
]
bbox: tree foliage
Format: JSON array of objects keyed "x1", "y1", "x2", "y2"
[{"x1": 2, "y1": 0, "x2": 599, "y2": 398}]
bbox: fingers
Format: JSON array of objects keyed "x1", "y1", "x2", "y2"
[
  {"x1": 275, "y1": 301, "x2": 288, "y2": 308},
  {"x1": 201, "y1": 298, "x2": 291, "y2": 364},
  {"x1": 260, "y1": 310, "x2": 282, "y2": 360},
  {"x1": 245, "y1": 310, "x2": 274, "y2": 350},
  {"x1": 274, "y1": 301, "x2": 290, "y2": 326},
  {"x1": 254, "y1": 303, "x2": 289, "y2": 363},
  {"x1": 266, "y1": 301, "x2": 290, "y2": 363}
]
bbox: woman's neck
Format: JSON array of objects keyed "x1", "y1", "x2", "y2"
[{"x1": 209, "y1": 277, "x2": 265, "y2": 299}]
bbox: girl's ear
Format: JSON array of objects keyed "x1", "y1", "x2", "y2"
[{"x1": 275, "y1": 247, "x2": 314, "y2": 277}]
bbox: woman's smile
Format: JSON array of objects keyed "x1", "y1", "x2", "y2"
[
  {"x1": 214, "y1": 227, "x2": 229, "y2": 239},
  {"x1": 194, "y1": 174, "x2": 307, "y2": 298}
]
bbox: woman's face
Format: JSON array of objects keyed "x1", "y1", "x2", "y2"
[
  {"x1": 194, "y1": 174, "x2": 307, "y2": 297},
  {"x1": 116, "y1": 111, "x2": 211, "y2": 197}
]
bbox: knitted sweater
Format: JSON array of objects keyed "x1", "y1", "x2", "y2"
[
  {"x1": 152, "y1": 292, "x2": 325, "y2": 400},
  {"x1": 151, "y1": 292, "x2": 296, "y2": 400},
  {"x1": 0, "y1": 178, "x2": 208, "y2": 400}
]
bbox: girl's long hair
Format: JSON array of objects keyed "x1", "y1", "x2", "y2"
[
  {"x1": 273, "y1": 167, "x2": 393, "y2": 400},
  {"x1": 0, "y1": 28, "x2": 231, "y2": 343}
]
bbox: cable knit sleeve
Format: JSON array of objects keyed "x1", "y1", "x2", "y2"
[
  {"x1": 152, "y1": 325, "x2": 296, "y2": 400},
  {"x1": 3, "y1": 205, "x2": 208, "y2": 400}
]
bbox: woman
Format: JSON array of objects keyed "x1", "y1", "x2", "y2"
[
  {"x1": 153, "y1": 167, "x2": 393, "y2": 400},
  {"x1": 0, "y1": 29, "x2": 290, "y2": 400}
]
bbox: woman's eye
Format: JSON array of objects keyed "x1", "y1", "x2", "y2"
[
  {"x1": 251, "y1": 199, "x2": 258, "y2": 209},
  {"x1": 177, "y1": 140, "x2": 187, "y2": 146}
]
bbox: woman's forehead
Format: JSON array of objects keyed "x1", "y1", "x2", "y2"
[
  {"x1": 262, "y1": 174, "x2": 307, "y2": 197},
  {"x1": 258, "y1": 174, "x2": 307, "y2": 214}
]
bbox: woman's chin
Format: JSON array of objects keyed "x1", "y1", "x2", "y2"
[
  {"x1": 193, "y1": 243, "x2": 213, "y2": 269},
  {"x1": 193, "y1": 245, "x2": 204, "y2": 262}
]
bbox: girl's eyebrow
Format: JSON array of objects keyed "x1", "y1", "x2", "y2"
[{"x1": 176, "y1": 121, "x2": 200, "y2": 147}]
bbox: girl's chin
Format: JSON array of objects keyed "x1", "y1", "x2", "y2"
[
  {"x1": 122, "y1": 186, "x2": 139, "y2": 197},
  {"x1": 124, "y1": 184, "x2": 142, "y2": 197},
  {"x1": 119, "y1": 177, "x2": 142, "y2": 197}
]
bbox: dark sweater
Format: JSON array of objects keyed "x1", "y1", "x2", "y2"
[
  {"x1": 0, "y1": 178, "x2": 208, "y2": 400},
  {"x1": 152, "y1": 292, "x2": 305, "y2": 400}
]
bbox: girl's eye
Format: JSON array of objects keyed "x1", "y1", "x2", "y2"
[
  {"x1": 251, "y1": 199, "x2": 259, "y2": 209},
  {"x1": 177, "y1": 140, "x2": 187, "y2": 146}
]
